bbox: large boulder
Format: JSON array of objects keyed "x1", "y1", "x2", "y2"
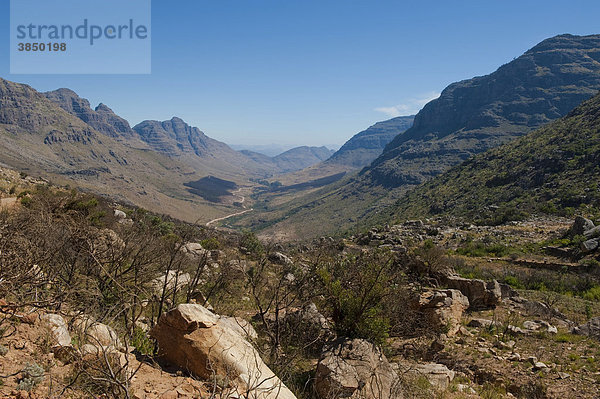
[
  {"x1": 218, "y1": 316, "x2": 258, "y2": 341},
  {"x1": 72, "y1": 316, "x2": 123, "y2": 350},
  {"x1": 569, "y1": 216, "x2": 595, "y2": 237},
  {"x1": 443, "y1": 276, "x2": 502, "y2": 309},
  {"x1": 416, "y1": 289, "x2": 469, "y2": 336},
  {"x1": 314, "y1": 338, "x2": 402, "y2": 399},
  {"x1": 150, "y1": 304, "x2": 296, "y2": 399},
  {"x1": 41, "y1": 314, "x2": 72, "y2": 347}
]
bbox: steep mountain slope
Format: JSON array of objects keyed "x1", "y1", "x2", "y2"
[
  {"x1": 370, "y1": 34, "x2": 600, "y2": 186},
  {"x1": 0, "y1": 78, "x2": 255, "y2": 223},
  {"x1": 326, "y1": 115, "x2": 414, "y2": 169},
  {"x1": 229, "y1": 34, "x2": 600, "y2": 240},
  {"x1": 377, "y1": 91, "x2": 600, "y2": 225}
]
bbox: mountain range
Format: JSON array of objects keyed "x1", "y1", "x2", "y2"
[
  {"x1": 0, "y1": 79, "x2": 337, "y2": 223},
  {"x1": 229, "y1": 34, "x2": 600, "y2": 239}
]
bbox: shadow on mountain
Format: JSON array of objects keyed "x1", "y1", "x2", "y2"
[{"x1": 184, "y1": 176, "x2": 238, "y2": 203}]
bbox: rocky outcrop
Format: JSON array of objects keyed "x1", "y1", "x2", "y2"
[
  {"x1": 569, "y1": 216, "x2": 595, "y2": 237},
  {"x1": 150, "y1": 304, "x2": 296, "y2": 399},
  {"x1": 314, "y1": 338, "x2": 401, "y2": 399},
  {"x1": 443, "y1": 275, "x2": 502, "y2": 309},
  {"x1": 415, "y1": 289, "x2": 469, "y2": 336},
  {"x1": 566, "y1": 216, "x2": 600, "y2": 253},
  {"x1": 268, "y1": 252, "x2": 293, "y2": 265},
  {"x1": 573, "y1": 317, "x2": 600, "y2": 340}
]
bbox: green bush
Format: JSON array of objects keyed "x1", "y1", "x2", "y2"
[
  {"x1": 583, "y1": 285, "x2": 600, "y2": 302},
  {"x1": 200, "y1": 237, "x2": 221, "y2": 250},
  {"x1": 317, "y1": 250, "x2": 403, "y2": 345}
]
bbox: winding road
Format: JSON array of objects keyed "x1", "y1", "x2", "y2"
[{"x1": 205, "y1": 188, "x2": 253, "y2": 226}]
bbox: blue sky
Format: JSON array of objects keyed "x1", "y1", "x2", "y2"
[{"x1": 2, "y1": 1, "x2": 600, "y2": 147}]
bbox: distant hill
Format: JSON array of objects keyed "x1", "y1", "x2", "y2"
[
  {"x1": 325, "y1": 115, "x2": 414, "y2": 169},
  {"x1": 378, "y1": 91, "x2": 600, "y2": 225},
  {"x1": 271, "y1": 116, "x2": 413, "y2": 186},
  {"x1": 272, "y1": 146, "x2": 334, "y2": 172},
  {"x1": 229, "y1": 34, "x2": 600, "y2": 239}
]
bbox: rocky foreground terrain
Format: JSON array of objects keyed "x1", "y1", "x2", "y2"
[{"x1": 1, "y1": 166, "x2": 600, "y2": 398}]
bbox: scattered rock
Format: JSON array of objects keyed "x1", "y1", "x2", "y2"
[
  {"x1": 73, "y1": 316, "x2": 123, "y2": 350},
  {"x1": 151, "y1": 304, "x2": 297, "y2": 399},
  {"x1": 584, "y1": 225, "x2": 600, "y2": 239},
  {"x1": 180, "y1": 242, "x2": 207, "y2": 258},
  {"x1": 315, "y1": 338, "x2": 401, "y2": 399},
  {"x1": 523, "y1": 320, "x2": 557, "y2": 334},
  {"x1": 532, "y1": 362, "x2": 549, "y2": 371}
]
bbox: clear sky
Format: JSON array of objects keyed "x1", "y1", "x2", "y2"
[{"x1": 1, "y1": 0, "x2": 600, "y2": 147}]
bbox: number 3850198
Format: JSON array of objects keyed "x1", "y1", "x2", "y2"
[{"x1": 18, "y1": 43, "x2": 67, "y2": 51}]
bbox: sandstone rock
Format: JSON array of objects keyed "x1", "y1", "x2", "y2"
[
  {"x1": 417, "y1": 289, "x2": 469, "y2": 336},
  {"x1": 40, "y1": 314, "x2": 71, "y2": 347},
  {"x1": 218, "y1": 316, "x2": 258, "y2": 341},
  {"x1": 73, "y1": 317, "x2": 123, "y2": 350},
  {"x1": 398, "y1": 363, "x2": 455, "y2": 391},
  {"x1": 315, "y1": 338, "x2": 401, "y2": 399},
  {"x1": 150, "y1": 304, "x2": 296, "y2": 399},
  {"x1": 444, "y1": 276, "x2": 502, "y2": 309},
  {"x1": 151, "y1": 270, "x2": 191, "y2": 295}
]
